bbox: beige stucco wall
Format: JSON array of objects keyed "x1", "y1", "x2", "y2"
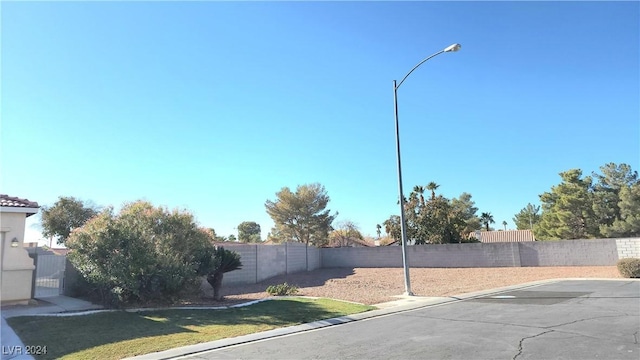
[{"x1": 1, "y1": 211, "x2": 36, "y2": 304}]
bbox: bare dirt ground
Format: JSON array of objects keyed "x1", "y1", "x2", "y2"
[{"x1": 181, "y1": 266, "x2": 621, "y2": 307}]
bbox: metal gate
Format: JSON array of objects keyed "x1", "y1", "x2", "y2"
[{"x1": 34, "y1": 255, "x2": 66, "y2": 298}]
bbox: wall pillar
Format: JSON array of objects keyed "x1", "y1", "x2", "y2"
[{"x1": 1, "y1": 225, "x2": 36, "y2": 305}]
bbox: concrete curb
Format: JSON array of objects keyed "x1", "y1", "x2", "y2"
[{"x1": 0, "y1": 296, "x2": 337, "y2": 318}]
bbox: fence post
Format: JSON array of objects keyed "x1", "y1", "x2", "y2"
[{"x1": 30, "y1": 252, "x2": 38, "y2": 299}]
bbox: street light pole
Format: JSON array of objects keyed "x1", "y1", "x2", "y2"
[{"x1": 393, "y1": 43, "x2": 461, "y2": 296}]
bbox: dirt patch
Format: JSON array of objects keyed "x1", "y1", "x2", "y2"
[{"x1": 182, "y1": 266, "x2": 621, "y2": 307}]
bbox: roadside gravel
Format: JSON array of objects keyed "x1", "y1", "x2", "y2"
[{"x1": 189, "y1": 266, "x2": 621, "y2": 306}]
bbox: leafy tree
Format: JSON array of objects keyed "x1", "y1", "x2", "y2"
[
  {"x1": 200, "y1": 246, "x2": 243, "y2": 301},
  {"x1": 418, "y1": 195, "x2": 461, "y2": 244},
  {"x1": 40, "y1": 196, "x2": 99, "y2": 245},
  {"x1": 383, "y1": 215, "x2": 401, "y2": 242},
  {"x1": 592, "y1": 163, "x2": 639, "y2": 236},
  {"x1": 266, "y1": 228, "x2": 285, "y2": 244},
  {"x1": 593, "y1": 163, "x2": 638, "y2": 190},
  {"x1": 450, "y1": 193, "x2": 482, "y2": 236},
  {"x1": 326, "y1": 221, "x2": 364, "y2": 247},
  {"x1": 265, "y1": 183, "x2": 336, "y2": 247},
  {"x1": 480, "y1": 212, "x2": 495, "y2": 231},
  {"x1": 206, "y1": 228, "x2": 227, "y2": 242},
  {"x1": 67, "y1": 201, "x2": 213, "y2": 307},
  {"x1": 599, "y1": 182, "x2": 640, "y2": 237},
  {"x1": 237, "y1": 221, "x2": 262, "y2": 243},
  {"x1": 536, "y1": 169, "x2": 598, "y2": 239},
  {"x1": 517, "y1": 163, "x2": 638, "y2": 240},
  {"x1": 383, "y1": 186, "x2": 481, "y2": 244},
  {"x1": 513, "y1": 203, "x2": 541, "y2": 230},
  {"x1": 228, "y1": 234, "x2": 237, "y2": 242}
]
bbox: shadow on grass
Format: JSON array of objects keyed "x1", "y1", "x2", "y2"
[
  {"x1": 221, "y1": 267, "x2": 356, "y2": 296},
  {"x1": 7, "y1": 298, "x2": 364, "y2": 360}
]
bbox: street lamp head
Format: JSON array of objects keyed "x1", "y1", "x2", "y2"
[{"x1": 444, "y1": 43, "x2": 461, "y2": 52}]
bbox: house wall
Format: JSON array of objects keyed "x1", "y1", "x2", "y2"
[
  {"x1": 0, "y1": 212, "x2": 36, "y2": 304},
  {"x1": 321, "y1": 238, "x2": 637, "y2": 268}
]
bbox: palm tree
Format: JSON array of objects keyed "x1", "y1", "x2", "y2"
[
  {"x1": 480, "y1": 212, "x2": 495, "y2": 231},
  {"x1": 376, "y1": 224, "x2": 382, "y2": 239},
  {"x1": 426, "y1": 182, "x2": 440, "y2": 200},
  {"x1": 502, "y1": 220, "x2": 507, "y2": 230},
  {"x1": 204, "y1": 247, "x2": 243, "y2": 301},
  {"x1": 413, "y1": 185, "x2": 426, "y2": 205}
]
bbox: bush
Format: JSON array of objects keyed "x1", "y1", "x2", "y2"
[
  {"x1": 266, "y1": 282, "x2": 299, "y2": 296},
  {"x1": 66, "y1": 201, "x2": 214, "y2": 307},
  {"x1": 200, "y1": 246, "x2": 243, "y2": 301},
  {"x1": 617, "y1": 258, "x2": 640, "y2": 278}
]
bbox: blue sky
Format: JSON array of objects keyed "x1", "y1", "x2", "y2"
[{"x1": 2, "y1": 1, "x2": 638, "y2": 244}]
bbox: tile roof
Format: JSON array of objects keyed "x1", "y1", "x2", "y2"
[
  {"x1": 0, "y1": 194, "x2": 39, "y2": 209},
  {"x1": 476, "y1": 230, "x2": 536, "y2": 243}
]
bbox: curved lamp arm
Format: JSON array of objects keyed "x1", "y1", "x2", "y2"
[
  {"x1": 395, "y1": 43, "x2": 461, "y2": 90},
  {"x1": 393, "y1": 42, "x2": 460, "y2": 296}
]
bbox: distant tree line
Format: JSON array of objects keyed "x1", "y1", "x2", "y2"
[{"x1": 514, "y1": 162, "x2": 639, "y2": 240}]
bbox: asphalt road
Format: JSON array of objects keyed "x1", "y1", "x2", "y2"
[{"x1": 179, "y1": 280, "x2": 640, "y2": 360}]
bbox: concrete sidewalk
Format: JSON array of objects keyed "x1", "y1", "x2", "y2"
[
  {"x1": 1, "y1": 296, "x2": 103, "y2": 319},
  {"x1": 1, "y1": 296, "x2": 102, "y2": 360}
]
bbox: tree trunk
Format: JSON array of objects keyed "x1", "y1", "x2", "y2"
[{"x1": 207, "y1": 272, "x2": 225, "y2": 301}]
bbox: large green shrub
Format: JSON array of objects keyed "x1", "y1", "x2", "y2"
[
  {"x1": 617, "y1": 258, "x2": 640, "y2": 278},
  {"x1": 67, "y1": 201, "x2": 214, "y2": 307}
]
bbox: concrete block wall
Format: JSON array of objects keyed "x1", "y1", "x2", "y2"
[
  {"x1": 307, "y1": 246, "x2": 322, "y2": 270},
  {"x1": 321, "y1": 238, "x2": 633, "y2": 268},
  {"x1": 408, "y1": 243, "x2": 521, "y2": 267},
  {"x1": 321, "y1": 247, "x2": 404, "y2": 268},
  {"x1": 286, "y1": 243, "x2": 308, "y2": 273},
  {"x1": 220, "y1": 244, "x2": 258, "y2": 285},
  {"x1": 519, "y1": 239, "x2": 619, "y2": 266},
  {"x1": 217, "y1": 243, "x2": 319, "y2": 286},
  {"x1": 198, "y1": 237, "x2": 639, "y2": 289},
  {"x1": 256, "y1": 245, "x2": 286, "y2": 282},
  {"x1": 615, "y1": 238, "x2": 640, "y2": 259},
  {"x1": 322, "y1": 243, "x2": 521, "y2": 268}
]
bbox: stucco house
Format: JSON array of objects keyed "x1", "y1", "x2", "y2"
[{"x1": 1, "y1": 194, "x2": 39, "y2": 305}]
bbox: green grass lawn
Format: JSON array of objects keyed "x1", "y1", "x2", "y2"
[{"x1": 8, "y1": 298, "x2": 375, "y2": 360}]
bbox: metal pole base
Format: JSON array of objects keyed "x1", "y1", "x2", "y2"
[{"x1": 403, "y1": 291, "x2": 415, "y2": 297}]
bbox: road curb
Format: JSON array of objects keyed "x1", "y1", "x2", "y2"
[{"x1": 126, "y1": 277, "x2": 626, "y2": 360}]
